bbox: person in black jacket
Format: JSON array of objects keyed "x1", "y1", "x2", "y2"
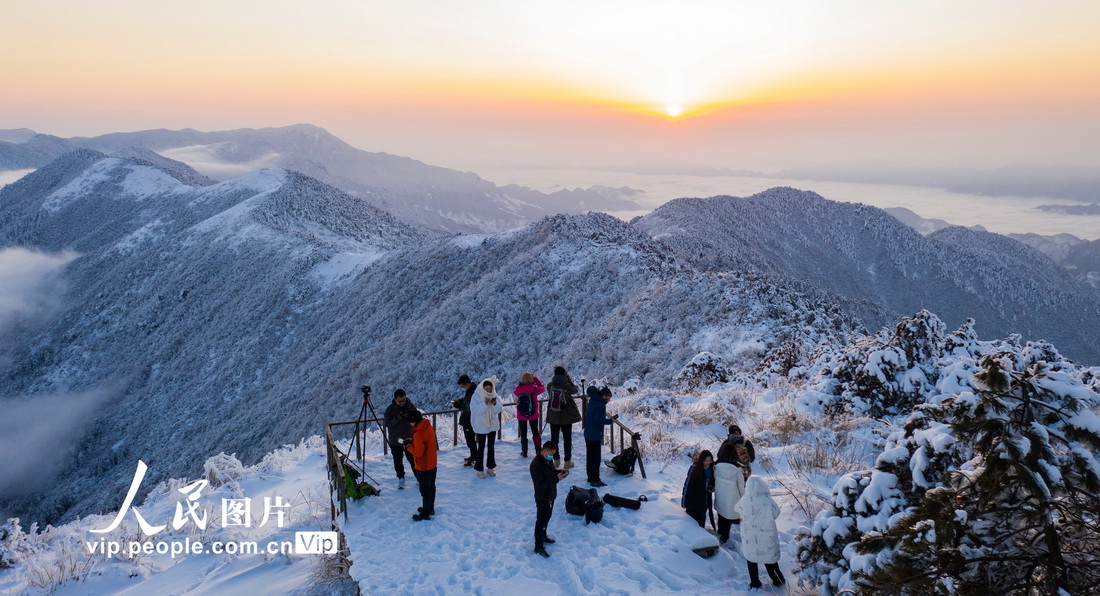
[
  {"x1": 383, "y1": 389, "x2": 417, "y2": 489},
  {"x1": 452, "y1": 374, "x2": 478, "y2": 466},
  {"x1": 530, "y1": 440, "x2": 568, "y2": 558},
  {"x1": 680, "y1": 449, "x2": 715, "y2": 528},
  {"x1": 718, "y1": 424, "x2": 756, "y2": 472},
  {"x1": 545, "y1": 366, "x2": 581, "y2": 469}
]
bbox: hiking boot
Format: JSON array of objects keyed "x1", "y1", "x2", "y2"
[
  {"x1": 553, "y1": 459, "x2": 562, "y2": 469},
  {"x1": 590, "y1": 480, "x2": 607, "y2": 487},
  {"x1": 412, "y1": 512, "x2": 431, "y2": 521},
  {"x1": 417, "y1": 507, "x2": 435, "y2": 516},
  {"x1": 398, "y1": 477, "x2": 406, "y2": 489},
  {"x1": 543, "y1": 537, "x2": 556, "y2": 544},
  {"x1": 521, "y1": 452, "x2": 528, "y2": 458},
  {"x1": 487, "y1": 468, "x2": 496, "y2": 476},
  {"x1": 478, "y1": 470, "x2": 487, "y2": 479},
  {"x1": 533, "y1": 547, "x2": 550, "y2": 558},
  {"x1": 463, "y1": 458, "x2": 474, "y2": 467},
  {"x1": 563, "y1": 460, "x2": 575, "y2": 470}
]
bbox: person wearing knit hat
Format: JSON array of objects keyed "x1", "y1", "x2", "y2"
[{"x1": 513, "y1": 371, "x2": 545, "y2": 458}]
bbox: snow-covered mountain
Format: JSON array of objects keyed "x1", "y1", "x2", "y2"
[
  {"x1": 883, "y1": 206, "x2": 959, "y2": 235},
  {"x1": 633, "y1": 188, "x2": 1100, "y2": 364},
  {"x1": 0, "y1": 125, "x2": 642, "y2": 233},
  {"x1": 1010, "y1": 231, "x2": 1100, "y2": 290},
  {"x1": 3, "y1": 155, "x2": 1099, "y2": 594},
  {"x1": 0, "y1": 154, "x2": 864, "y2": 526}
]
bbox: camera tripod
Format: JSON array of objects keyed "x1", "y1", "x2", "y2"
[{"x1": 343, "y1": 384, "x2": 386, "y2": 488}]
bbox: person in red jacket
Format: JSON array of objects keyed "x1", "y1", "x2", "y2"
[{"x1": 406, "y1": 410, "x2": 438, "y2": 521}]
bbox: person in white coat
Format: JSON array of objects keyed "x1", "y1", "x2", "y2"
[
  {"x1": 470, "y1": 376, "x2": 504, "y2": 478},
  {"x1": 713, "y1": 441, "x2": 747, "y2": 544},
  {"x1": 732, "y1": 476, "x2": 786, "y2": 589}
]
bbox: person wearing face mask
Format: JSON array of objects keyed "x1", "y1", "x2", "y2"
[
  {"x1": 529, "y1": 440, "x2": 568, "y2": 558},
  {"x1": 470, "y1": 376, "x2": 504, "y2": 478}
]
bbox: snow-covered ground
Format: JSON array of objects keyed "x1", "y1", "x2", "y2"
[
  {"x1": 1, "y1": 404, "x2": 817, "y2": 595},
  {"x1": 339, "y1": 430, "x2": 803, "y2": 595},
  {"x1": 0, "y1": 439, "x2": 340, "y2": 595}
]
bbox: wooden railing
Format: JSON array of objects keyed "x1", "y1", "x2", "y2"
[{"x1": 325, "y1": 395, "x2": 646, "y2": 521}]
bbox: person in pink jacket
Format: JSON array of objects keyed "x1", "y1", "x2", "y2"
[{"x1": 513, "y1": 371, "x2": 545, "y2": 458}]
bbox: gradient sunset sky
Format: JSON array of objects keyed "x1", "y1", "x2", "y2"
[{"x1": 3, "y1": 1, "x2": 1099, "y2": 173}]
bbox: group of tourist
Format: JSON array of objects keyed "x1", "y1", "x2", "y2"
[
  {"x1": 381, "y1": 366, "x2": 615, "y2": 526},
  {"x1": 381, "y1": 371, "x2": 785, "y2": 589},
  {"x1": 680, "y1": 425, "x2": 786, "y2": 589}
]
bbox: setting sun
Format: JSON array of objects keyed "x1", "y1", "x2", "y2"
[{"x1": 666, "y1": 105, "x2": 682, "y2": 118}]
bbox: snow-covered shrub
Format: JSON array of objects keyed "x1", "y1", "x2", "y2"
[
  {"x1": 673, "y1": 352, "x2": 731, "y2": 392},
  {"x1": 799, "y1": 311, "x2": 957, "y2": 418},
  {"x1": 681, "y1": 385, "x2": 755, "y2": 426},
  {"x1": 0, "y1": 518, "x2": 32, "y2": 568},
  {"x1": 203, "y1": 452, "x2": 246, "y2": 486},
  {"x1": 797, "y1": 342, "x2": 1100, "y2": 594}
]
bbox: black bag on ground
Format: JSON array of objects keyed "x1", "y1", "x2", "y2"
[
  {"x1": 606, "y1": 446, "x2": 638, "y2": 475},
  {"x1": 603, "y1": 493, "x2": 642, "y2": 510},
  {"x1": 565, "y1": 485, "x2": 604, "y2": 524}
]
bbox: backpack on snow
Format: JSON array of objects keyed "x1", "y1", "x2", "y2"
[
  {"x1": 517, "y1": 392, "x2": 537, "y2": 418},
  {"x1": 607, "y1": 446, "x2": 638, "y2": 476},
  {"x1": 565, "y1": 485, "x2": 604, "y2": 524},
  {"x1": 342, "y1": 463, "x2": 379, "y2": 499}
]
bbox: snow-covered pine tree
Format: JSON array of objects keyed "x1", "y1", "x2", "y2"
[
  {"x1": 855, "y1": 349, "x2": 1100, "y2": 594},
  {"x1": 673, "y1": 351, "x2": 731, "y2": 391},
  {"x1": 801, "y1": 310, "x2": 946, "y2": 418},
  {"x1": 797, "y1": 340, "x2": 1100, "y2": 594}
]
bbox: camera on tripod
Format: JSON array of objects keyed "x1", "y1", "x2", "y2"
[{"x1": 361, "y1": 385, "x2": 372, "y2": 400}]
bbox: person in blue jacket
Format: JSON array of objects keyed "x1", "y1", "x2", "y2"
[{"x1": 584, "y1": 385, "x2": 615, "y2": 487}]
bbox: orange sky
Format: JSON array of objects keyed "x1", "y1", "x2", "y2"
[{"x1": 2, "y1": 1, "x2": 1099, "y2": 172}]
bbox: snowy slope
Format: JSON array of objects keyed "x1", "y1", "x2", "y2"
[
  {"x1": 2, "y1": 405, "x2": 814, "y2": 595},
  {"x1": 0, "y1": 156, "x2": 864, "y2": 530}
]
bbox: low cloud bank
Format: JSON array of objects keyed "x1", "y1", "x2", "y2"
[{"x1": 0, "y1": 388, "x2": 115, "y2": 499}]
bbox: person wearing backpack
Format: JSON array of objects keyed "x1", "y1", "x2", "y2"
[
  {"x1": 733, "y1": 476, "x2": 786, "y2": 589},
  {"x1": 405, "y1": 409, "x2": 438, "y2": 521},
  {"x1": 714, "y1": 441, "x2": 747, "y2": 543},
  {"x1": 680, "y1": 449, "x2": 715, "y2": 528},
  {"x1": 383, "y1": 389, "x2": 417, "y2": 489},
  {"x1": 529, "y1": 440, "x2": 569, "y2": 558},
  {"x1": 544, "y1": 366, "x2": 581, "y2": 469},
  {"x1": 719, "y1": 424, "x2": 756, "y2": 474},
  {"x1": 513, "y1": 372, "x2": 545, "y2": 458},
  {"x1": 452, "y1": 374, "x2": 478, "y2": 466},
  {"x1": 583, "y1": 385, "x2": 615, "y2": 487},
  {"x1": 470, "y1": 377, "x2": 503, "y2": 478}
]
